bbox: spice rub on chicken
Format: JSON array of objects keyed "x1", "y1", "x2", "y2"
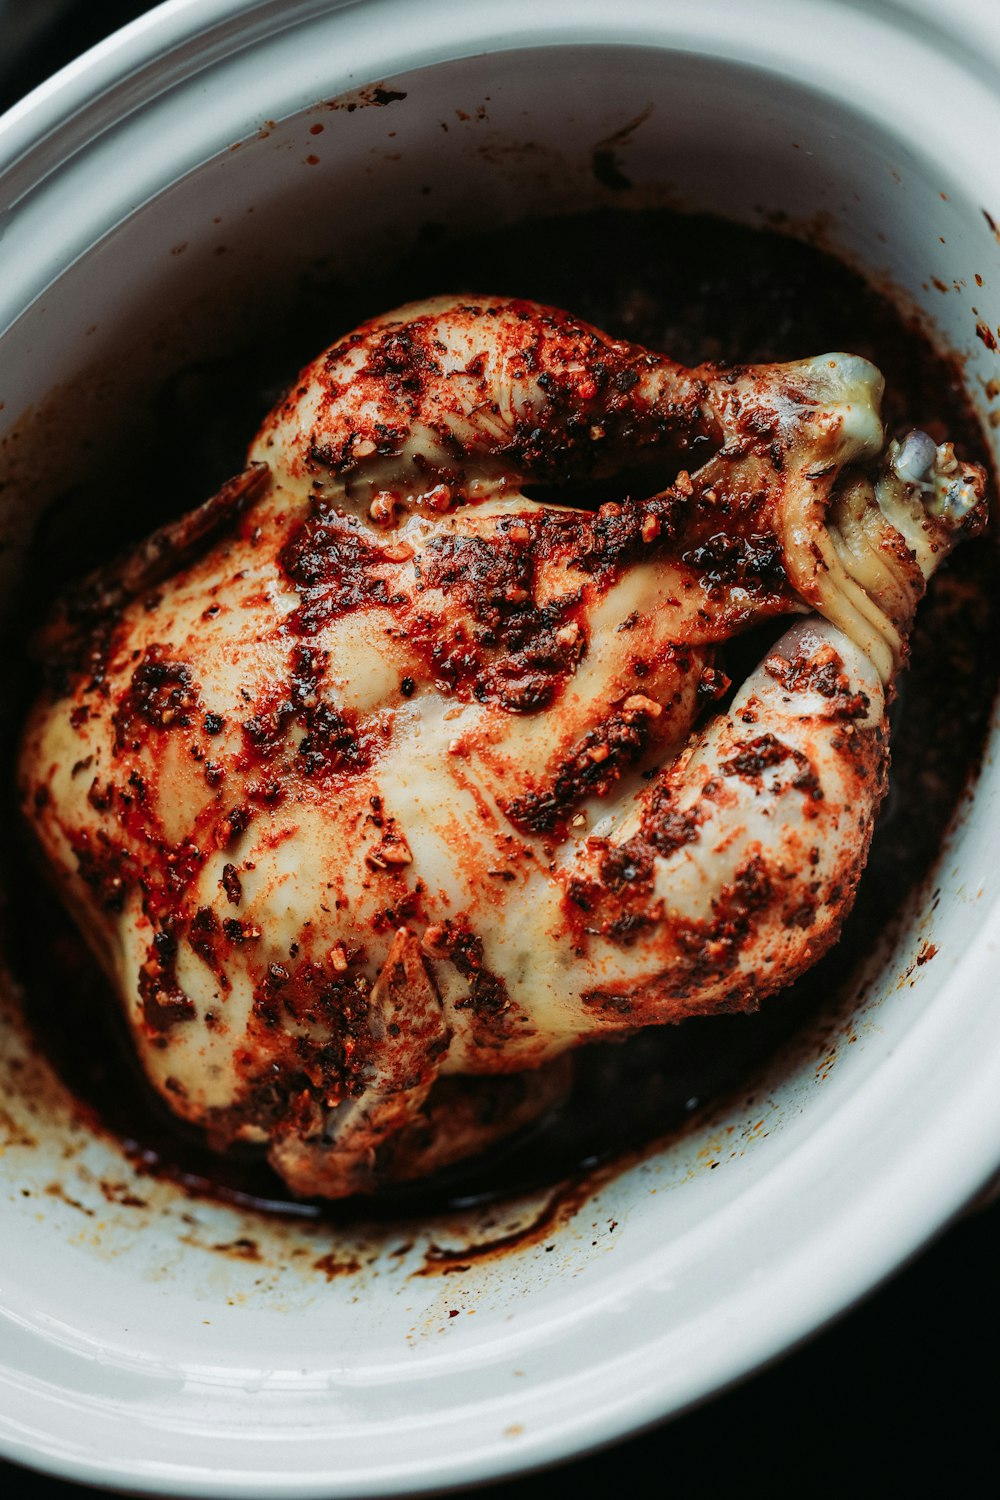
[{"x1": 19, "y1": 296, "x2": 988, "y2": 1198}]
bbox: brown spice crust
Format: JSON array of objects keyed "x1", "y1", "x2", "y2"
[
  {"x1": 205, "y1": 955, "x2": 378, "y2": 1149},
  {"x1": 764, "y1": 642, "x2": 872, "y2": 719},
  {"x1": 113, "y1": 646, "x2": 201, "y2": 752},
  {"x1": 297, "y1": 300, "x2": 714, "y2": 491},
  {"x1": 505, "y1": 697, "x2": 661, "y2": 836}
]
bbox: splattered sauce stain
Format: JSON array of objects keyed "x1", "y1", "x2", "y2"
[{"x1": 313, "y1": 1250, "x2": 363, "y2": 1279}]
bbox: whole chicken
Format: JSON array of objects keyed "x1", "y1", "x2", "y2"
[{"x1": 19, "y1": 297, "x2": 988, "y2": 1197}]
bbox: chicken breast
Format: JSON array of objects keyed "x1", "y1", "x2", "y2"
[{"x1": 19, "y1": 297, "x2": 988, "y2": 1196}]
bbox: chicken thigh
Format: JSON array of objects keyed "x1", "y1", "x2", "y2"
[{"x1": 19, "y1": 297, "x2": 988, "y2": 1196}]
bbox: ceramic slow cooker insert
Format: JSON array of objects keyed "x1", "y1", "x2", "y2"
[{"x1": 1, "y1": 2, "x2": 999, "y2": 1495}]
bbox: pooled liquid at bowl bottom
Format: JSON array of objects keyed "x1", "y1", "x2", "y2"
[{"x1": 8, "y1": 210, "x2": 999, "y2": 1224}]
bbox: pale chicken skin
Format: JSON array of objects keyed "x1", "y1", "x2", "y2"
[{"x1": 19, "y1": 297, "x2": 988, "y2": 1197}]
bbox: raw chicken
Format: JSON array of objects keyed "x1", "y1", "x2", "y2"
[{"x1": 19, "y1": 297, "x2": 988, "y2": 1196}]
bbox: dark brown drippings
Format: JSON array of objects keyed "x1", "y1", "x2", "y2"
[{"x1": 2, "y1": 208, "x2": 997, "y2": 1231}]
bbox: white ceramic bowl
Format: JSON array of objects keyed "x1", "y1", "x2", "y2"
[{"x1": 2, "y1": 1, "x2": 999, "y2": 1494}]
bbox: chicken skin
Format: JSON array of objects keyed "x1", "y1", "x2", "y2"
[{"x1": 19, "y1": 297, "x2": 988, "y2": 1197}]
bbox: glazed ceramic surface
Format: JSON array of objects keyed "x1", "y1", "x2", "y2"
[{"x1": 1, "y1": 1, "x2": 999, "y2": 1493}]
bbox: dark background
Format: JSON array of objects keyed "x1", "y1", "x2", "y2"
[{"x1": 1, "y1": 3, "x2": 998, "y2": 1496}]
